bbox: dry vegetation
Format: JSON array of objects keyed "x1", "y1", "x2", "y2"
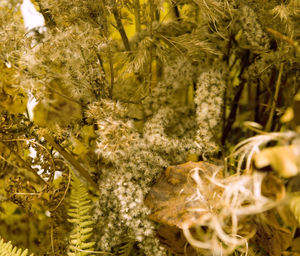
[{"x1": 0, "y1": 0, "x2": 299, "y2": 255}]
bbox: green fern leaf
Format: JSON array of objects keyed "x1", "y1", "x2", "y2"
[
  {"x1": 0, "y1": 238, "x2": 34, "y2": 256},
  {"x1": 117, "y1": 240, "x2": 135, "y2": 256},
  {"x1": 67, "y1": 174, "x2": 96, "y2": 256}
]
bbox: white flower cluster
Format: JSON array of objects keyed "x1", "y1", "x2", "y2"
[
  {"x1": 195, "y1": 69, "x2": 226, "y2": 154},
  {"x1": 143, "y1": 56, "x2": 196, "y2": 116},
  {"x1": 91, "y1": 99, "x2": 168, "y2": 255},
  {"x1": 21, "y1": 21, "x2": 106, "y2": 101},
  {"x1": 162, "y1": 56, "x2": 197, "y2": 91},
  {"x1": 143, "y1": 107, "x2": 201, "y2": 163},
  {"x1": 238, "y1": 6, "x2": 270, "y2": 51}
]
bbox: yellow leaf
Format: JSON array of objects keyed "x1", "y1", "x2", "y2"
[
  {"x1": 186, "y1": 84, "x2": 194, "y2": 106},
  {"x1": 254, "y1": 145, "x2": 300, "y2": 178},
  {"x1": 71, "y1": 137, "x2": 88, "y2": 155},
  {"x1": 281, "y1": 107, "x2": 294, "y2": 123},
  {"x1": 0, "y1": 201, "x2": 18, "y2": 218},
  {"x1": 185, "y1": 154, "x2": 199, "y2": 162}
]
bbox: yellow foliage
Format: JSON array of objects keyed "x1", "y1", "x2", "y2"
[
  {"x1": 185, "y1": 153, "x2": 199, "y2": 162},
  {"x1": 289, "y1": 194, "x2": 300, "y2": 226},
  {"x1": 186, "y1": 83, "x2": 194, "y2": 105},
  {"x1": 281, "y1": 107, "x2": 294, "y2": 123},
  {"x1": 0, "y1": 65, "x2": 27, "y2": 115},
  {"x1": 70, "y1": 125, "x2": 96, "y2": 155},
  {"x1": 33, "y1": 82, "x2": 82, "y2": 129},
  {"x1": 0, "y1": 202, "x2": 18, "y2": 218},
  {"x1": 254, "y1": 145, "x2": 300, "y2": 178}
]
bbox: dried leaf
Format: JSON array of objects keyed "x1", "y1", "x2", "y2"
[
  {"x1": 254, "y1": 210, "x2": 293, "y2": 256},
  {"x1": 145, "y1": 161, "x2": 223, "y2": 229},
  {"x1": 145, "y1": 161, "x2": 222, "y2": 255},
  {"x1": 261, "y1": 173, "x2": 285, "y2": 200},
  {"x1": 156, "y1": 224, "x2": 197, "y2": 256}
]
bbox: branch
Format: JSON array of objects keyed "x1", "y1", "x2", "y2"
[
  {"x1": 108, "y1": 48, "x2": 114, "y2": 98},
  {"x1": 112, "y1": 3, "x2": 131, "y2": 52},
  {"x1": 221, "y1": 81, "x2": 245, "y2": 145},
  {"x1": 266, "y1": 28, "x2": 300, "y2": 54},
  {"x1": 38, "y1": 129, "x2": 98, "y2": 190}
]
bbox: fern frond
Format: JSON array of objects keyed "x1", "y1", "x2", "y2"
[
  {"x1": 67, "y1": 175, "x2": 95, "y2": 256},
  {"x1": 125, "y1": 37, "x2": 152, "y2": 74},
  {"x1": 0, "y1": 238, "x2": 34, "y2": 256},
  {"x1": 117, "y1": 240, "x2": 135, "y2": 256},
  {"x1": 289, "y1": 193, "x2": 300, "y2": 225}
]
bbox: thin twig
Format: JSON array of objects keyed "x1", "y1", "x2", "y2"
[
  {"x1": 149, "y1": 0, "x2": 154, "y2": 89},
  {"x1": 50, "y1": 160, "x2": 72, "y2": 211},
  {"x1": 266, "y1": 28, "x2": 300, "y2": 54},
  {"x1": 0, "y1": 154, "x2": 19, "y2": 169},
  {"x1": 108, "y1": 47, "x2": 114, "y2": 98},
  {"x1": 265, "y1": 63, "x2": 283, "y2": 132},
  {"x1": 50, "y1": 222, "x2": 54, "y2": 254}
]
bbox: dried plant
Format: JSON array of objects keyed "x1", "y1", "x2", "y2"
[{"x1": 0, "y1": 0, "x2": 299, "y2": 255}]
